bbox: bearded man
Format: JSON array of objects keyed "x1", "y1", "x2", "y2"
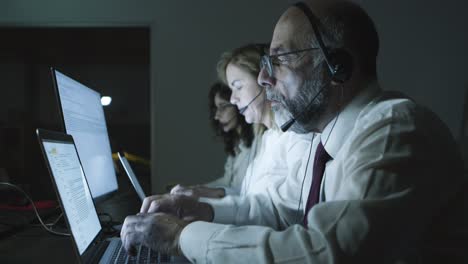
[{"x1": 121, "y1": 1, "x2": 468, "y2": 263}]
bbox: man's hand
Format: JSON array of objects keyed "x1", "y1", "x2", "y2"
[
  {"x1": 120, "y1": 213, "x2": 187, "y2": 256},
  {"x1": 140, "y1": 194, "x2": 214, "y2": 222},
  {"x1": 140, "y1": 194, "x2": 166, "y2": 214},
  {"x1": 171, "y1": 184, "x2": 226, "y2": 198}
]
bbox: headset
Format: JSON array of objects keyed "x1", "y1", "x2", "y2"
[
  {"x1": 280, "y1": 2, "x2": 353, "y2": 132},
  {"x1": 286, "y1": 3, "x2": 349, "y2": 222},
  {"x1": 294, "y1": 2, "x2": 353, "y2": 84},
  {"x1": 239, "y1": 88, "x2": 264, "y2": 115}
]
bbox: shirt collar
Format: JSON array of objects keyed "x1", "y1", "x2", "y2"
[{"x1": 321, "y1": 81, "x2": 381, "y2": 158}]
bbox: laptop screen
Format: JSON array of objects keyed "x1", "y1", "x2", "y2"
[
  {"x1": 118, "y1": 153, "x2": 147, "y2": 201},
  {"x1": 42, "y1": 139, "x2": 101, "y2": 255},
  {"x1": 53, "y1": 69, "x2": 118, "y2": 198}
]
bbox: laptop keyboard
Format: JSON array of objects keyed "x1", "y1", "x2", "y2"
[{"x1": 110, "y1": 239, "x2": 170, "y2": 264}]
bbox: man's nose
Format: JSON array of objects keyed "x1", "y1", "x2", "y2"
[{"x1": 258, "y1": 67, "x2": 276, "y2": 88}]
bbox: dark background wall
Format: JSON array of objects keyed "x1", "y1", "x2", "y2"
[
  {"x1": 365, "y1": 0, "x2": 468, "y2": 138},
  {"x1": 0, "y1": 27, "x2": 150, "y2": 199},
  {"x1": 0, "y1": 0, "x2": 467, "y2": 197}
]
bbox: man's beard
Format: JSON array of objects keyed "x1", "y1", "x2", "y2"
[
  {"x1": 268, "y1": 63, "x2": 331, "y2": 134},
  {"x1": 271, "y1": 100, "x2": 309, "y2": 133}
]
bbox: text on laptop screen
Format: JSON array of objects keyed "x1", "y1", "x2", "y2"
[
  {"x1": 54, "y1": 70, "x2": 118, "y2": 198},
  {"x1": 42, "y1": 140, "x2": 101, "y2": 255}
]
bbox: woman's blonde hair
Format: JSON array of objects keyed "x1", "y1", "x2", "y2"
[
  {"x1": 216, "y1": 43, "x2": 268, "y2": 86},
  {"x1": 216, "y1": 43, "x2": 279, "y2": 132}
]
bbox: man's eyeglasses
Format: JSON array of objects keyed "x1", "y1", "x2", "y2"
[{"x1": 260, "y1": 47, "x2": 319, "y2": 78}]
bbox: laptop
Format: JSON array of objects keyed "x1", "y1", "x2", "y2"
[
  {"x1": 51, "y1": 68, "x2": 118, "y2": 200},
  {"x1": 118, "y1": 153, "x2": 147, "y2": 202},
  {"x1": 36, "y1": 129, "x2": 180, "y2": 264}
]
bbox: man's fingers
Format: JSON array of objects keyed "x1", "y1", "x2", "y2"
[
  {"x1": 148, "y1": 199, "x2": 174, "y2": 213},
  {"x1": 170, "y1": 184, "x2": 182, "y2": 194},
  {"x1": 121, "y1": 215, "x2": 137, "y2": 238},
  {"x1": 123, "y1": 231, "x2": 139, "y2": 256},
  {"x1": 147, "y1": 200, "x2": 160, "y2": 213},
  {"x1": 140, "y1": 195, "x2": 160, "y2": 213},
  {"x1": 121, "y1": 213, "x2": 186, "y2": 257},
  {"x1": 140, "y1": 196, "x2": 154, "y2": 213},
  {"x1": 144, "y1": 194, "x2": 196, "y2": 216},
  {"x1": 148, "y1": 196, "x2": 179, "y2": 214},
  {"x1": 172, "y1": 188, "x2": 194, "y2": 197}
]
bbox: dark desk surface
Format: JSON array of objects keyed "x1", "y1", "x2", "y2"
[
  {"x1": 0, "y1": 225, "x2": 77, "y2": 264},
  {"x1": 0, "y1": 187, "x2": 141, "y2": 263}
]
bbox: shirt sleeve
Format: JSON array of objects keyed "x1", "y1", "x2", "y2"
[
  {"x1": 180, "y1": 104, "x2": 465, "y2": 263},
  {"x1": 204, "y1": 142, "x2": 252, "y2": 195},
  {"x1": 270, "y1": 132, "x2": 315, "y2": 227},
  {"x1": 201, "y1": 132, "x2": 313, "y2": 230},
  {"x1": 203, "y1": 156, "x2": 234, "y2": 188},
  {"x1": 179, "y1": 221, "x2": 332, "y2": 263},
  {"x1": 199, "y1": 193, "x2": 281, "y2": 228}
]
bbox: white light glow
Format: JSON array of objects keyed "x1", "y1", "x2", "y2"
[{"x1": 101, "y1": 96, "x2": 112, "y2": 106}]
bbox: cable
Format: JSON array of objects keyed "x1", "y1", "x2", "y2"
[
  {"x1": 322, "y1": 86, "x2": 344, "y2": 147},
  {"x1": 0, "y1": 182, "x2": 70, "y2": 236},
  {"x1": 241, "y1": 93, "x2": 268, "y2": 195},
  {"x1": 47, "y1": 211, "x2": 64, "y2": 226},
  {"x1": 295, "y1": 133, "x2": 316, "y2": 224},
  {"x1": 294, "y1": 85, "x2": 345, "y2": 224},
  {"x1": 98, "y1": 212, "x2": 120, "y2": 235},
  {"x1": 240, "y1": 123, "x2": 260, "y2": 196},
  {"x1": 31, "y1": 208, "x2": 63, "y2": 227},
  {"x1": 98, "y1": 212, "x2": 113, "y2": 222},
  {"x1": 239, "y1": 80, "x2": 279, "y2": 196}
]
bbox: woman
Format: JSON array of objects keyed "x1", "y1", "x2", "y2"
[
  {"x1": 142, "y1": 44, "x2": 314, "y2": 229},
  {"x1": 217, "y1": 43, "x2": 278, "y2": 195},
  {"x1": 177, "y1": 43, "x2": 311, "y2": 211},
  {"x1": 171, "y1": 82, "x2": 255, "y2": 198},
  {"x1": 213, "y1": 44, "x2": 315, "y2": 228}
]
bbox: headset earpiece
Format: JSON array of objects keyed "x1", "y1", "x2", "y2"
[
  {"x1": 328, "y1": 49, "x2": 353, "y2": 84},
  {"x1": 281, "y1": 2, "x2": 354, "y2": 133},
  {"x1": 294, "y1": 2, "x2": 353, "y2": 84}
]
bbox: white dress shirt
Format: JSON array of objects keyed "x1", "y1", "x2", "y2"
[
  {"x1": 204, "y1": 140, "x2": 254, "y2": 195},
  {"x1": 179, "y1": 82, "x2": 467, "y2": 263},
  {"x1": 201, "y1": 128, "x2": 315, "y2": 229}
]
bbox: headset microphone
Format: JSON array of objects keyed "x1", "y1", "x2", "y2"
[
  {"x1": 239, "y1": 88, "x2": 264, "y2": 115},
  {"x1": 281, "y1": 2, "x2": 353, "y2": 132},
  {"x1": 280, "y1": 118, "x2": 296, "y2": 133},
  {"x1": 280, "y1": 84, "x2": 326, "y2": 132},
  {"x1": 279, "y1": 57, "x2": 329, "y2": 132}
]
